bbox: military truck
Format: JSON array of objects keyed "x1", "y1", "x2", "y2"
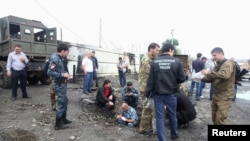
[
  {"x1": 0, "y1": 15, "x2": 57, "y2": 88},
  {"x1": 0, "y1": 15, "x2": 141, "y2": 88},
  {"x1": 173, "y1": 54, "x2": 191, "y2": 80}
]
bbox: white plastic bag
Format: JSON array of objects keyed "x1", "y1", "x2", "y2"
[
  {"x1": 145, "y1": 98, "x2": 152, "y2": 108},
  {"x1": 191, "y1": 71, "x2": 205, "y2": 82}
]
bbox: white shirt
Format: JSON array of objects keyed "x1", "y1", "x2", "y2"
[
  {"x1": 6, "y1": 51, "x2": 28, "y2": 71},
  {"x1": 117, "y1": 61, "x2": 127, "y2": 73},
  {"x1": 82, "y1": 56, "x2": 93, "y2": 72}
]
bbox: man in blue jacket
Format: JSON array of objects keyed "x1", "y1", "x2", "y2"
[{"x1": 121, "y1": 81, "x2": 139, "y2": 108}]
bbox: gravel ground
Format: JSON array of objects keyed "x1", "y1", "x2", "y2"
[{"x1": 0, "y1": 75, "x2": 250, "y2": 141}]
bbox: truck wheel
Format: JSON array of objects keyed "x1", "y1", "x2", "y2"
[
  {"x1": 0, "y1": 62, "x2": 11, "y2": 89},
  {"x1": 27, "y1": 77, "x2": 39, "y2": 85},
  {"x1": 40, "y1": 77, "x2": 51, "y2": 85}
]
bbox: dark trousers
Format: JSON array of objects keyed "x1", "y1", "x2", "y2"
[
  {"x1": 11, "y1": 69, "x2": 27, "y2": 98},
  {"x1": 96, "y1": 95, "x2": 116, "y2": 109},
  {"x1": 92, "y1": 70, "x2": 98, "y2": 86}
]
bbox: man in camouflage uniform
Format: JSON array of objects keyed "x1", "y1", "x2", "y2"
[
  {"x1": 47, "y1": 43, "x2": 72, "y2": 130},
  {"x1": 50, "y1": 57, "x2": 69, "y2": 111},
  {"x1": 138, "y1": 42, "x2": 160, "y2": 134},
  {"x1": 201, "y1": 47, "x2": 235, "y2": 125}
]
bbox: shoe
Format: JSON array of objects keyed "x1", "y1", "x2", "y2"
[
  {"x1": 195, "y1": 98, "x2": 200, "y2": 101},
  {"x1": 200, "y1": 96, "x2": 205, "y2": 98},
  {"x1": 23, "y1": 96, "x2": 32, "y2": 98},
  {"x1": 11, "y1": 97, "x2": 16, "y2": 101},
  {"x1": 62, "y1": 113, "x2": 72, "y2": 124},
  {"x1": 54, "y1": 118, "x2": 69, "y2": 130},
  {"x1": 178, "y1": 123, "x2": 189, "y2": 129},
  {"x1": 171, "y1": 135, "x2": 179, "y2": 140}
]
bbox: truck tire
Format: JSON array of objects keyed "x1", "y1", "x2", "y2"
[
  {"x1": 40, "y1": 77, "x2": 51, "y2": 85},
  {"x1": 27, "y1": 77, "x2": 39, "y2": 85},
  {"x1": 0, "y1": 62, "x2": 11, "y2": 89}
]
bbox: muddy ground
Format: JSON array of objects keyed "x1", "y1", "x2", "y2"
[{"x1": 0, "y1": 75, "x2": 250, "y2": 141}]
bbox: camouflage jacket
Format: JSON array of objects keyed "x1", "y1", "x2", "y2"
[
  {"x1": 47, "y1": 53, "x2": 65, "y2": 84},
  {"x1": 138, "y1": 53, "x2": 154, "y2": 92},
  {"x1": 202, "y1": 59, "x2": 235, "y2": 100}
]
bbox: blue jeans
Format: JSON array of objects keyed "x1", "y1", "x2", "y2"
[
  {"x1": 189, "y1": 80, "x2": 201, "y2": 100},
  {"x1": 200, "y1": 81, "x2": 205, "y2": 96},
  {"x1": 209, "y1": 82, "x2": 214, "y2": 100},
  {"x1": 83, "y1": 72, "x2": 93, "y2": 93},
  {"x1": 154, "y1": 94, "x2": 178, "y2": 141},
  {"x1": 117, "y1": 119, "x2": 138, "y2": 128},
  {"x1": 118, "y1": 71, "x2": 126, "y2": 87}
]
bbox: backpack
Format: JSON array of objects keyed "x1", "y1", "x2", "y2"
[
  {"x1": 215, "y1": 59, "x2": 241, "y2": 84},
  {"x1": 42, "y1": 60, "x2": 50, "y2": 78},
  {"x1": 234, "y1": 62, "x2": 241, "y2": 81}
]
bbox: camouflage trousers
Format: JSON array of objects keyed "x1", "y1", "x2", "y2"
[
  {"x1": 211, "y1": 99, "x2": 232, "y2": 125},
  {"x1": 138, "y1": 91, "x2": 156, "y2": 133},
  {"x1": 55, "y1": 83, "x2": 68, "y2": 118},
  {"x1": 50, "y1": 79, "x2": 57, "y2": 111}
]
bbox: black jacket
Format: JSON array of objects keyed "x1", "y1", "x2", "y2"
[
  {"x1": 146, "y1": 54, "x2": 186, "y2": 97},
  {"x1": 96, "y1": 86, "x2": 115, "y2": 103},
  {"x1": 176, "y1": 90, "x2": 196, "y2": 124}
]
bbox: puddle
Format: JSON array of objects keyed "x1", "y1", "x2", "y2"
[{"x1": 236, "y1": 91, "x2": 250, "y2": 100}]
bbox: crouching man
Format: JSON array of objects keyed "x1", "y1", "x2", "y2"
[
  {"x1": 121, "y1": 81, "x2": 139, "y2": 108},
  {"x1": 176, "y1": 90, "x2": 196, "y2": 128},
  {"x1": 96, "y1": 79, "x2": 116, "y2": 110},
  {"x1": 116, "y1": 103, "x2": 139, "y2": 128}
]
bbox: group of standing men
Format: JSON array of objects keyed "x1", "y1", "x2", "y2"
[
  {"x1": 138, "y1": 43, "x2": 236, "y2": 141},
  {"x1": 6, "y1": 42, "x2": 237, "y2": 138}
]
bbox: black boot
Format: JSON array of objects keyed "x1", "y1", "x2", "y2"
[
  {"x1": 62, "y1": 113, "x2": 72, "y2": 124},
  {"x1": 54, "y1": 117, "x2": 69, "y2": 130}
]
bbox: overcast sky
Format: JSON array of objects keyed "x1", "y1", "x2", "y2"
[{"x1": 1, "y1": 0, "x2": 250, "y2": 60}]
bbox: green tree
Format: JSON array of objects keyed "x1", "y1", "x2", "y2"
[
  {"x1": 160, "y1": 38, "x2": 180, "y2": 55},
  {"x1": 162, "y1": 38, "x2": 179, "y2": 46}
]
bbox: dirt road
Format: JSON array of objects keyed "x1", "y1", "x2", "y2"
[{"x1": 0, "y1": 75, "x2": 250, "y2": 141}]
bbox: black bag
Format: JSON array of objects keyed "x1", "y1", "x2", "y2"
[{"x1": 42, "y1": 60, "x2": 50, "y2": 78}]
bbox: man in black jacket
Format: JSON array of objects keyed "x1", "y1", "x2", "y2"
[
  {"x1": 96, "y1": 79, "x2": 116, "y2": 110},
  {"x1": 146, "y1": 43, "x2": 186, "y2": 141},
  {"x1": 176, "y1": 90, "x2": 196, "y2": 128}
]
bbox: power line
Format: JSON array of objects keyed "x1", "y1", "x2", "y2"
[{"x1": 34, "y1": 0, "x2": 87, "y2": 43}]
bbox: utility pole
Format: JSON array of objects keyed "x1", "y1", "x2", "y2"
[
  {"x1": 99, "y1": 19, "x2": 102, "y2": 48},
  {"x1": 171, "y1": 29, "x2": 174, "y2": 45}
]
